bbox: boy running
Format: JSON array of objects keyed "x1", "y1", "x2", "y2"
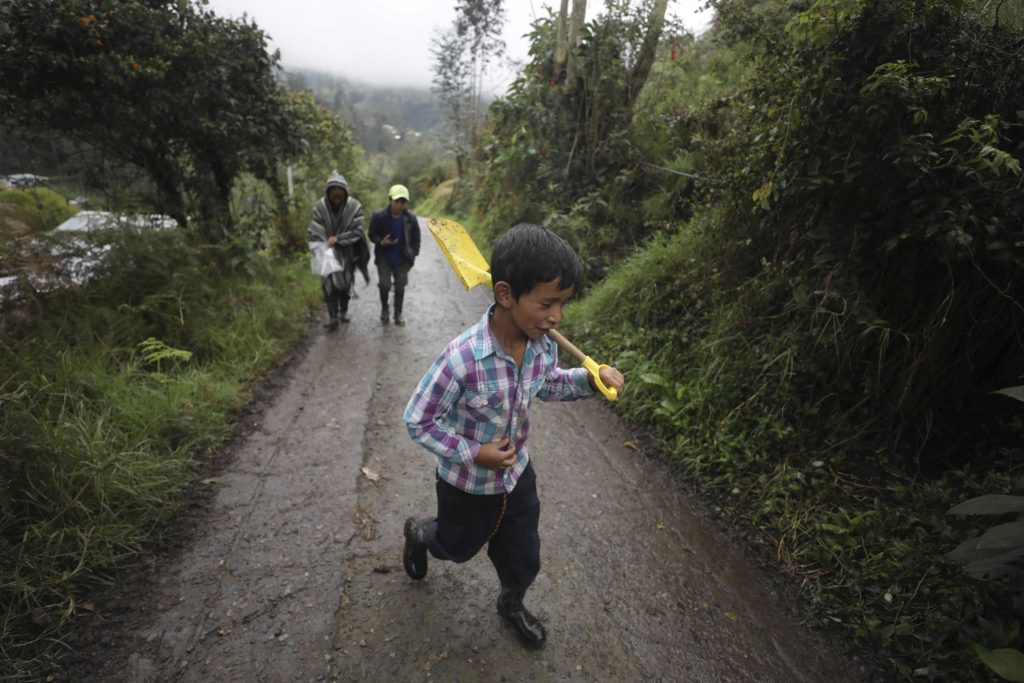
[{"x1": 402, "y1": 223, "x2": 625, "y2": 648}]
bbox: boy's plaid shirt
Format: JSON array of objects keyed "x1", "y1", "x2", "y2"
[{"x1": 404, "y1": 305, "x2": 594, "y2": 495}]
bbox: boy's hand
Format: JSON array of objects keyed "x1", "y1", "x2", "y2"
[
  {"x1": 475, "y1": 438, "x2": 516, "y2": 470},
  {"x1": 591, "y1": 366, "x2": 625, "y2": 397}
]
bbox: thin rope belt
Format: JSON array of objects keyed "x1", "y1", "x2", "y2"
[{"x1": 487, "y1": 493, "x2": 509, "y2": 541}]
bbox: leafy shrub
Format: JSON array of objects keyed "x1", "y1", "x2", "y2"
[
  {"x1": 0, "y1": 232, "x2": 319, "y2": 680},
  {"x1": 562, "y1": 0, "x2": 1024, "y2": 678},
  {"x1": 469, "y1": 2, "x2": 693, "y2": 275},
  {"x1": 947, "y1": 387, "x2": 1024, "y2": 682},
  {"x1": 0, "y1": 187, "x2": 78, "y2": 238}
]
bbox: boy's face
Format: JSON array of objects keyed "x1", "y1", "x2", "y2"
[{"x1": 507, "y1": 278, "x2": 576, "y2": 340}]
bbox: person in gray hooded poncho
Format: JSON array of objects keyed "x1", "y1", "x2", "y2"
[{"x1": 308, "y1": 171, "x2": 370, "y2": 328}]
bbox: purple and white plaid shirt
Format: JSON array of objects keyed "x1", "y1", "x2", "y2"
[{"x1": 404, "y1": 304, "x2": 594, "y2": 495}]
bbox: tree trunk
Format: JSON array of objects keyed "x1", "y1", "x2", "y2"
[
  {"x1": 627, "y1": 0, "x2": 669, "y2": 109},
  {"x1": 554, "y1": 0, "x2": 570, "y2": 81},
  {"x1": 565, "y1": 0, "x2": 586, "y2": 87},
  {"x1": 142, "y1": 155, "x2": 187, "y2": 229}
]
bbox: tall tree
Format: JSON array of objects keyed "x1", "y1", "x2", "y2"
[
  {"x1": 554, "y1": 0, "x2": 587, "y2": 86},
  {"x1": 628, "y1": 0, "x2": 668, "y2": 108},
  {"x1": 471, "y1": 0, "x2": 681, "y2": 254},
  {"x1": 454, "y1": 0, "x2": 507, "y2": 131},
  {"x1": 431, "y1": 28, "x2": 474, "y2": 178},
  {"x1": 0, "y1": 0, "x2": 303, "y2": 242},
  {"x1": 431, "y1": 0, "x2": 506, "y2": 175}
]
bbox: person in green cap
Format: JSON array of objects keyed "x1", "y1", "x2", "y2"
[{"x1": 368, "y1": 184, "x2": 421, "y2": 325}]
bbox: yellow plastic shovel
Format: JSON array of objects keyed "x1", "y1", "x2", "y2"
[{"x1": 426, "y1": 216, "x2": 618, "y2": 401}]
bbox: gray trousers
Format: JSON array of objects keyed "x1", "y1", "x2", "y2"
[{"x1": 377, "y1": 262, "x2": 410, "y2": 314}]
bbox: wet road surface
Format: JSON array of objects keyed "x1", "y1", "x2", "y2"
[{"x1": 65, "y1": 219, "x2": 865, "y2": 682}]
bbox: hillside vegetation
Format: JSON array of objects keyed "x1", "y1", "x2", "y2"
[
  {"x1": 1, "y1": 0, "x2": 1022, "y2": 680},
  {"x1": 448, "y1": 0, "x2": 1024, "y2": 680}
]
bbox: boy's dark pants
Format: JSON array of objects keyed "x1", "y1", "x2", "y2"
[{"x1": 427, "y1": 462, "x2": 540, "y2": 591}]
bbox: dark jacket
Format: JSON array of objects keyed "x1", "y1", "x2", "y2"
[{"x1": 368, "y1": 207, "x2": 421, "y2": 267}]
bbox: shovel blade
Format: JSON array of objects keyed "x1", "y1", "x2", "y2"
[{"x1": 426, "y1": 217, "x2": 493, "y2": 290}]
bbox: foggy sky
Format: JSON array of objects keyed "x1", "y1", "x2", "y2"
[{"x1": 202, "y1": 0, "x2": 713, "y2": 93}]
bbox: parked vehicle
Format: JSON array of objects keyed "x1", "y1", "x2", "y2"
[{"x1": 3, "y1": 173, "x2": 49, "y2": 188}]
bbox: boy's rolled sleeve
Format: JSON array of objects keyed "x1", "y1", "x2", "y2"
[{"x1": 537, "y1": 364, "x2": 595, "y2": 401}]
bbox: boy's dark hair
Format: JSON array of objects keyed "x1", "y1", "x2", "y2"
[{"x1": 490, "y1": 223, "x2": 581, "y2": 299}]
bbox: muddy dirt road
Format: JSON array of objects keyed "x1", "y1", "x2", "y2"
[{"x1": 66, "y1": 221, "x2": 867, "y2": 682}]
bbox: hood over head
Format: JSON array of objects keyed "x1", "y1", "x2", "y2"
[{"x1": 326, "y1": 171, "x2": 349, "y2": 194}]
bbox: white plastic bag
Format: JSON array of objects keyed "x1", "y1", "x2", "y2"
[{"x1": 309, "y1": 242, "x2": 343, "y2": 277}]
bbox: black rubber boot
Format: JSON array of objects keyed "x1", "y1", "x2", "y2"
[
  {"x1": 339, "y1": 293, "x2": 351, "y2": 323},
  {"x1": 379, "y1": 287, "x2": 390, "y2": 324},
  {"x1": 402, "y1": 517, "x2": 432, "y2": 580},
  {"x1": 497, "y1": 585, "x2": 547, "y2": 648},
  {"x1": 323, "y1": 296, "x2": 339, "y2": 330},
  {"x1": 393, "y1": 289, "x2": 405, "y2": 326}
]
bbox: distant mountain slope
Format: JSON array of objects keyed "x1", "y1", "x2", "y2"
[{"x1": 282, "y1": 67, "x2": 442, "y2": 153}]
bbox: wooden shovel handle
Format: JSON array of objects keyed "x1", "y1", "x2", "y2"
[
  {"x1": 546, "y1": 329, "x2": 586, "y2": 363},
  {"x1": 547, "y1": 329, "x2": 618, "y2": 401}
]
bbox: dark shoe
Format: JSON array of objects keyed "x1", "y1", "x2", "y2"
[
  {"x1": 380, "y1": 313, "x2": 390, "y2": 325},
  {"x1": 393, "y1": 290, "x2": 404, "y2": 326},
  {"x1": 338, "y1": 294, "x2": 351, "y2": 323},
  {"x1": 403, "y1": 517, "x2": 430, "y2": 580},
  {"x1": 323, "y1": 317, "x2": 339, "y2": 331},
  {"x1": 497, "y1": 586, "x2": 547, "y2": 648}
]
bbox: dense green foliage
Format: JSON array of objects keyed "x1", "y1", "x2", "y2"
[
  {"x1": 0, "y1": 230, "x2": 319, "y2": 680},
  {"x1": 0, "y1": 187, "x2": 78, "y2": 239},
  {"x1": 0, "y1": 0, "x2": 304, "y2": 238},
  {"x1": 947, "y1": 485, "x2": 1024, "y2": 680},
  {"x1": 465, "y1": 1, "x2": 692, "y2": 281},
  {"x1": 467, "y1": 0, "x2": 1024, "y2": 679},
  {"x1": 699, "y1": 0, "x2": 1024, "y2": 458},
  {"x1": 0, "y1": 4, "x2": 362, "y2": 681},
  {"x1": 3, "y1": 0, "x2": 1023, "y2": 679}
]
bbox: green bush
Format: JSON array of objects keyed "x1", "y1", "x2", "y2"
[
  {"x1": 566, "y1": 207, "x2": 1021, "y2": 680},
  {"x1": 697, "y1": 0, "x2": 1024, "y2": 458},
  {"x1": 560, "y1": 1, "x2": 1024, "y2": 678},
  {"x1": 0, "y1": 187, "x2": 78, "y2": 238},
  {"x1": 0, "y1": 231, "x2": 319, "y2": 680}
]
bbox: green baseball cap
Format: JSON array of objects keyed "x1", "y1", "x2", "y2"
[{"x1": 389, "y1": 184, "x2": 410, "y2": 201}]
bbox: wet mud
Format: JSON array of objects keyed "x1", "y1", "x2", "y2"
[{"x1": 64, "y1": 221, "x2": 869, "y2": 682}]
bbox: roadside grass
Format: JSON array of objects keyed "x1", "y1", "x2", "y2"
[
  {"x1": 564, "y1": 215, "x2": 1016, "y2": 681},
  {"x1": 415, "y1": 180, "x2": 464, "y2": 228},
  {"x1": 0, "y1": 231, "x2": 320, "y2": 680}
]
